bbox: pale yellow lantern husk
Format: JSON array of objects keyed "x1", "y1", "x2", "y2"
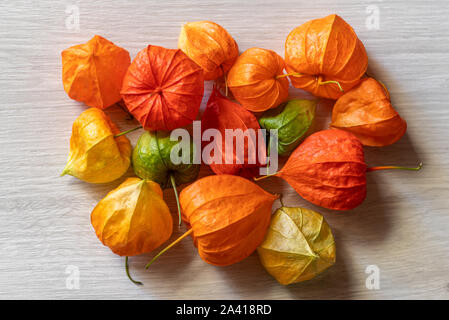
[{"x1": 257, "y1": 207, "x2": 336, "y2": 285}]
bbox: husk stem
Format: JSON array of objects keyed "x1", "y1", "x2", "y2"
[
  {"x1": 125, "y1": 256, "x2": 143, "y2": 285},
  {"x1": 170, "y1": 174, "x2": 182, "y2": 226},
  {"x1": 114, "y1": 126, "x2": 143, "y2": 138},
  {"x1": 278, "y1": 193, "x2": 285, "y2": 207},
  {"x1": 253, "y1": 172, "x2": 278, "y2": 181},
  {"x1": 367, "y1": 162, "x2": 422, "y2": 172},
  {"x1": 145, "y1": 228, "x2": 194, "y2": 269},
  {"x1": 254, "y1": 161, "x2": 422, "y2": 181},
  {"x1": 275, "y1": 73, "x2": 344, "y2": 92},
  {"x1": 276, "y1": 72, "x2": 344, "y2": 92},
  {"x1": 318, "y1": 79, "x2": 344, "y2": 92}
]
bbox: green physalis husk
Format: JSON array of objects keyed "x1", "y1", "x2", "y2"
[
  {"x1": 133, "y1": 131, "x2": 200, "y2": 187},
  {"x1": 259, "y1": 99, "x2": 316, "y2": 156},
  {"x1": 132, "y1": 131, "x2": 200, "y2": 225}
]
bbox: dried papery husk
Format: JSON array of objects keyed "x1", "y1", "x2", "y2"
[
  {"x1": 331, "y1": 77, "x2": 407, "y2": 146},
  {"x1": 91, "y1": 177, "x2": 173, "y2": 256},
  {"x1": 259, "y1": 99, "x2": 317, "y2": 156},
  {"x1": 146, "y1": 175, "x2": 278, "y2": 268},
  {"x1": 201, "y1": 88, "x2": 265, "y2": 178},
  {"x1": 228, "y1": 47, "x2": 289, "y2": 112},
  {"x1": 62, "y1": 35, "x2": 131, "y2": 109},
  {"x1": 258, "y1": 206, "x2": 336, "y2": 285},
  {"x1": 61, "y1": 108, "x2": 131, "y2": 183},
  {"x1": 275, "y1": 129, "x2": 367, "y2": 210},
  {"x1": 121, "y1": 45, "x2": 204, "y2": 131},
  {"x1": 132, "y1": 131, "x2": 201, "y2": 225},
  {"x1": 178, "y1": 21, "x2": 239, "y2": 80},
  {"x1": 285, "y1": 14, "x2": 368, "y2": 99},
  {"x1": 255, "y1": 129, "x2": 422, "y2": 210}
]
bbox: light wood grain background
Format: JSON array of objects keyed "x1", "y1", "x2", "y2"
[{"x1": 1, "y1": 0, "x2": 448, "y2": 300}]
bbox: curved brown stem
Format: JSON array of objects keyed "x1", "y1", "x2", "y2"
[
  {"x1": 145, "y1": 228, "x2": 194, "y2": 269},
  {"x1": 278, "y1": 193, "x2": 285, "y2": 207}
]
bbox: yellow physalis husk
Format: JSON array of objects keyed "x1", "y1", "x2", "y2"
[
  {"x1": 91, "y1": 177, "x2": 173, "y2": 256},
  {"x1": 257, "y1": 207, "x2": 336, "y2": 285},
  {"x1": 61, "y1": 108, "x2": 131, "y2": 183}
]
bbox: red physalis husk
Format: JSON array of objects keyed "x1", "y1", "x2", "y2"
[
  {"x1": 201, "y1": 88, "x2": 265, "y2": 178},
  {"x1": 121, "y1": 45, "x2": 204, "y2": 131}
]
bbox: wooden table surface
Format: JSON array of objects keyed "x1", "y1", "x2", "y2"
[{"x1": 1, "y1": 0, "x2": 448, "y2": 300}]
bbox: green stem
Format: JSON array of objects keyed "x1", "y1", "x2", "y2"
[
  {"x1": 318, "y1": 79, "x2": 344, "y2": 92},
  {"x1": 145, "y1": 228, "x2": 194, "y2": 269},
  {"x1": 114, "y1": 126, "x2": 143, "y2": 138},
  {"x1": 125, "y1": 256, "x2": 143, "y2": 286},
  {"x1": 170, "y1": 175, "x2": 182, "y2": 226},
  {"x1": 277, "y1": 72, "x2": 344, "y2": 93},
  {"x1": 367, "y1": 162, "x2": 423, "y2": 172}
]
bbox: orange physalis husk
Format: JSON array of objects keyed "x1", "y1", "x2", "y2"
[
  {"x1": 285, "y1": 14, "x2": 368, "y2": 99},
  {"x1": 91, "y1": 177, "x2": 173, "y2": 257},
  {"x1": 227, "y1": 47, "x2": 289, "y2": 112},
  {"x1": 331, "y1": 77, "x2": 407, "y2": 146},
  {"x1": 145, "y1": 175, "x2": 278, "y2": 268},
  {"x1": 61, "y1": 35, "x2": 131, "y2": 109},
  {"x1": 61, "y1": 108, "x2": 131, "y2": 184},
  {"x1": 178, "y1": 21, "x2": 239, "y2": 81},
  {"x1": 121, "y1": 45, "x2": 204, "y2": 131}
]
